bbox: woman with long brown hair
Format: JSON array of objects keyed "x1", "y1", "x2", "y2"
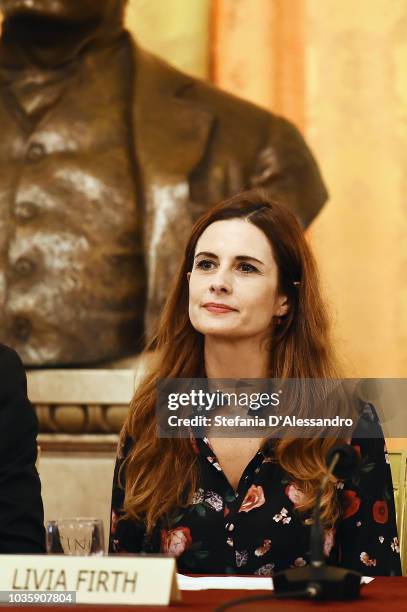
[{"x1": 109, "y1": 190, "x2": 401, "y2": 576}]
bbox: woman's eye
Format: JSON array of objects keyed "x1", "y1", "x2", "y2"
[
  {"x1": 194, "y1": 260, "x2": 258, "y2": 273},
  {"x1": 238, "y1": 262, "x2": 258, "y2": 274},
  {"x1": 195, "y1": 259, "x2": 215, "y2": 270}
]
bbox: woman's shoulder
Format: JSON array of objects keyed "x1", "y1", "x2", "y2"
[
  {"x1": 351, "y1": 397, "x2": 384, "y2": 441},
  {"x1": 348, "y1": 398, "x2": 390, "y2": 477}
]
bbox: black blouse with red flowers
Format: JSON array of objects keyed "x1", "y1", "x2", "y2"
[{"x1": 109, "y1": 404, "x2": 402, "y2": 576}]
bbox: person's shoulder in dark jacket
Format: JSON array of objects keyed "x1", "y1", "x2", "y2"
[{"x1": 0, "y1": 343, "x2": 45, "y2": 553}]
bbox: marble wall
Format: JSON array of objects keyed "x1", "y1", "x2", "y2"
[
  {"x1": 212, "y1": 0, "x2": 407, "y2": 378},
  {"x1": 305, "y1": 0, "x2": 407, "y2": 378}
]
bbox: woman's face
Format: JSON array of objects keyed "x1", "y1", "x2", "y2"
[{"x1": 188, "y1": 219, "x2": 288, "y2": 340}]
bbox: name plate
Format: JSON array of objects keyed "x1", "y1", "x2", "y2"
[{"x1": 0, "y1": 555, "x2": 181, "y2": 606}]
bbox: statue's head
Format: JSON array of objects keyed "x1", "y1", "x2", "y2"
[{"x1": 0, "y1": 0, "x2": 127, "y2": 22}]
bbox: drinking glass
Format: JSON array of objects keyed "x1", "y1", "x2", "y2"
[{"x1": 46, "y1": 518, "x2": 105, "y2": 555}]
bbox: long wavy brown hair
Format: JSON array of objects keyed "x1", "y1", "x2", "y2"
[{"x1": 121, "y1": 189, "x2": 344, "y2": 534}]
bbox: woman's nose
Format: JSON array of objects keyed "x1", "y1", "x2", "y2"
[{"x1": 209, "y1": 270, "x2": 232, "y2": 293}]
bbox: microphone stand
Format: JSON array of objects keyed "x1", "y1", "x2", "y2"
[{"x1": 273, "y1": 451, "x2": 362, "y2": 600}]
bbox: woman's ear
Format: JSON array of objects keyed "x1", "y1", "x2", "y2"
[
  {"x1": 187, "y1": 272, "x2": 191, "y2": 282},
  {"x1": 276, "y1": 295, "x2": 289, "y2": 317}
]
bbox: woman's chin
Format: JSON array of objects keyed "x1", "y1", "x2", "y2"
[{"x1": 197, "y1": 324, "x2": 242, "y2": 337}]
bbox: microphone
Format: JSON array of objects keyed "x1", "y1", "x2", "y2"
[
  {"x1": 326, "y1": 444, "x2": 360, "y2": 479},
  {"x1": 273, "y1": 444, "x2": 363, "y2": 600}
]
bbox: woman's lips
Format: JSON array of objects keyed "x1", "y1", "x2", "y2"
[{"x1": 202, "y1": 303, "x2": 237, "y2": 314}]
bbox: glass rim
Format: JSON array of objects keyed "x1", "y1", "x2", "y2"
[{"x1": 46, "y1": 517, "x2": 103, "y2": 524}]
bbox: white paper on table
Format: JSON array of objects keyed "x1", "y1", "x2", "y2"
[
  {"x1": 177, "y1": 573, "x2": 375, "y2": 591},
  {"x1": 177, "y1": 574, "x2": 273, "y2": 591}
]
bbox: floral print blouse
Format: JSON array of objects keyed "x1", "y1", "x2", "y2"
[{"x1": 109, "y1": 404, "x2": 402, "y2": 576}]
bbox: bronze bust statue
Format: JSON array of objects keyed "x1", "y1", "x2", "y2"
[{"x1": 0, "y1": 0, "x2": 328, "y2": 366}]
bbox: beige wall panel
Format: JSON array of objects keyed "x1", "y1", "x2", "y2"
[
  {"x1": 125, "y1": 0, "x2": 210, "y2": 79},
  {"x1": 212, "y1": 0, "x2": 305, "y2": 127},
  {"x1": 305, "y1": 0, "x2": 407, "y2": 377},
  {"x1": 212, "y1": 0, "x2": 407, "y2": 378},
  {"x1": 271, "y1": 0, "x2": 305, "y2": 128},
  {"x1": 211, "y1": 0, "x2": 276, "y2": 110}
]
